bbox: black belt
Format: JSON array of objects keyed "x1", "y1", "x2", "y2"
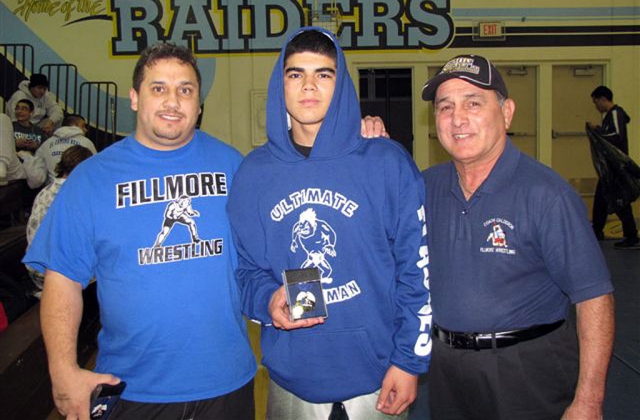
[{"x1": 433, "y1": 320, "x2": 564, "y2": 351}]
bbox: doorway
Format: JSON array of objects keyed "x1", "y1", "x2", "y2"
[
  {"x1": 551, "y1": 64, "x2": 604, "y2": 191},
  {"x1": 358, "y1": 68, "x2": 413, "y2": 155}
]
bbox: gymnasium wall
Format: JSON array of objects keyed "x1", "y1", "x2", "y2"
[{"x1": 1, "y1": 0, "x2": 638, "y2": 188}]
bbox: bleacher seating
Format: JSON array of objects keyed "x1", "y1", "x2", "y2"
[
  {"x1": 0, "y1": 283, "x2": 100, "y2": 420},
  {"x1": 0, "y1": 45, "x2": 105, "y2": 419}
]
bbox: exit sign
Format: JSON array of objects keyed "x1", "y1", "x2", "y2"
[{"x1": 476, "y1": 22, "x2": 505, "y2": 40}]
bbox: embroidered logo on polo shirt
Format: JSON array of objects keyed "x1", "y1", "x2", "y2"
[{"x1": 480, "y1": 217, "x2": 517, "y2": 255}]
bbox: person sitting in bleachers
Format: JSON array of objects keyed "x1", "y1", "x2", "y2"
[
  {"x1": 12, "y1": 99, "x2": 48, "y2": 153},
  {"x1": 0, "y1": 113, "x2": 44, "y2": 188},
  {"x1": 6, "y1": 74, "x2": 64, "y2": 137},
  {"x1": 1, "y1": 113, "x2": 49, "y2": 228},
  {"x1": 34, "y1": 114, "x2": 97, "y2": 185},
  {"x1": 25, "y1": 145, "x2": 93, "y2": 298}
]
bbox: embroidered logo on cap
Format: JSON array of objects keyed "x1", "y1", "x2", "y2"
[{"x1": 441, "y1": 57, "x2": 481, "y2": 75}]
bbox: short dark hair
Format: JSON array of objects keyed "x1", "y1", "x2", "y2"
[
  {"x1": 284, "y1": 30, "x2": 337, "y2": 65},
  {"x1": 62, "y1": 114, "x2": 86, "y2": 127},
  {"x1": 132, "y1": 42, "x2": 201, "y2": 94},
  {"x1": 54, "y1": 145, "x2": 93, "y2": 178},
  {"x1": 29, "y1": 73, "x2": 49, "y2": 88},
  {"x1": 591, "y1": 85, "x2": 613, "y2": 101},
  {"x1": 16, "y1": 99, "x2": 34, "y2": 112}
]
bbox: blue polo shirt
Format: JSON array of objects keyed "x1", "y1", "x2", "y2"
[{"x1": 423, "y1": 139, "x2": 612, "y2": 333}]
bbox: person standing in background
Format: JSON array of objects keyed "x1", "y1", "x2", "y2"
[
  {"x1": 25, "y1": 145, "x2": 94, "y2": 299},
  {"x1": 589, "y1": 85, "x2": 638, "y2": 248}
]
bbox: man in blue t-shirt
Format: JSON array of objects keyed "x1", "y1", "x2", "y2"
[
  {"x1": 24, "y1": 43, "x2": 257, "y2": 420},
  {"x1": 421, "y1": 55, "x2": 614, "y2": 420}
]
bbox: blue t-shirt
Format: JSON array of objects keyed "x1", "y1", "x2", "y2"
[
  {"x1": 423, "y1": 140, "x2": 613, "y2": 332},
  {"x1": 24, "y1": 132, "x2": 257, "y2": 402}
]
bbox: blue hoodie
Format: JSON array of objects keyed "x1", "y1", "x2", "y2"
[{"x1": 228, "y1": 27, "x2": 431, "y2": 403}]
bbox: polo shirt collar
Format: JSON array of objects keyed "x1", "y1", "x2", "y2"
[{"x1": 447, "y1": 137, "x2": 520, "y2": 197}]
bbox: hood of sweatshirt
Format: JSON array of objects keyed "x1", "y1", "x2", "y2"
[
  {"x1": 51, "y1": 126, "x2": 84, "y2": 140},
  {"x1": 614, "y1": 105, "x2": 631, "y2": 124},
  {"x1": 265, "y1": 27, "x2": 362, "y2": 162},
  {"x1": 17, "y1": 80, "x2": 32, "y2": 97}
]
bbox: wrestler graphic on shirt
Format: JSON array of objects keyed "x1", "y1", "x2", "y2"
[
  {"x1": 153, "y1": 195, "x2": 201, "y2": 247},
  {"x1": 290, "y1": 208, "x2": 337, "y2": 283},
  {"x1": 487, "y1": 223, "x2": 507, "y2": 247}
]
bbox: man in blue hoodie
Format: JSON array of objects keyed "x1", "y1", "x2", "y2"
[{"x1": 228, "y1": 27, "x2": 431, "y2": 419}]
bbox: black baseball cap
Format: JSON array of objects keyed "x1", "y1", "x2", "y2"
[
  {"x1": 422, "y1": 54, "x2": 508, "y2": 101},
  {"x1": 29, "y1": 73, "x2": 49, "y2": 88}
]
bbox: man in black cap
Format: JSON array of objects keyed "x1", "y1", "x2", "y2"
[
  {"x1": 421, "y1": 54, "x2": 614, "y2": 420},
  {"x1": 7, "y1": 73, "x2": 63, "y2": 136}
]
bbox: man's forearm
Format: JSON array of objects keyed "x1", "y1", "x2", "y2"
[
  {"x1": 40, "y1": 270, "x2": 84, "y2": 374},
  {"x1": 573, "y1": 293, "x2": 615, "y2": 408}
]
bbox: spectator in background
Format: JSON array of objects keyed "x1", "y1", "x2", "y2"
[
  {"x1": 0, "y1": 113, "x2": 43, "y2": 189},
  {"x1": 35, "y1": 114, "x2": 97, "y2": 184},
  {"x1": 7, "y1": 73, "x2": 63, "y2": 136},
  {"x1": 588, "y1": 85, "x2": 638, "y2": 248},
  {"x1": 12, "y1": 99, "x2": 47, "y2": 153},
  {"x1": 25, "y1": 145, "x2": 93, "y2": 298},
  {"x1": 0, "y1": 113, "x2": 27, "y2": 187}
]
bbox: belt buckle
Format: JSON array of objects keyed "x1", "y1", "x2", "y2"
[
  {"x1": 452, "y1": 333, "x2": 476, "y2": 350},
  {"x1": 450, "y1": 334, "x2": 465, "y2": 349}
]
